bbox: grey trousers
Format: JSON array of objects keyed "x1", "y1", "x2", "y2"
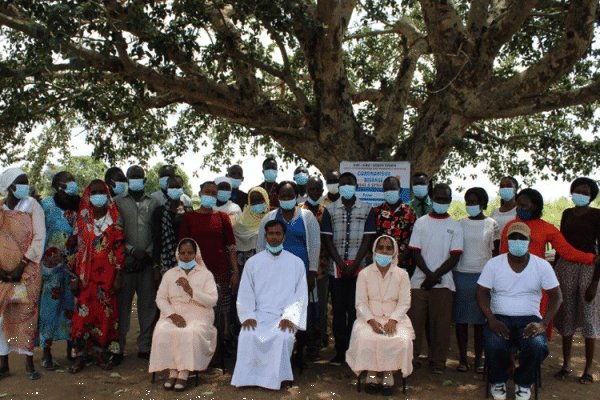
[{"x1": 117, "y1": 266, "x2": 157, "y2": 353}]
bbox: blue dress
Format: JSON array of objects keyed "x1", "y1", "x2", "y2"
[
  {"x1": 37, "y1": 197, "x2": 76, "y2": 347},
  {"x1": 275, "y1": 210, "x2": 309, "y2": 271}
]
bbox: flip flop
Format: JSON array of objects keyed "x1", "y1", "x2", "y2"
[
  {"x1": 456, "y1": 364, "x2": 469, "y2": 372},
  {"x1": 95, "y1": 362, "x2": 112, "y2": 371},
  {"x1": 579, "y1": 373, "x2": 594, "y2": 384},
  {"x1": 69, "y1": 362, "x2": 85, "y2": 374},
  {"x1": 554, "y1": 369, "x2": 571, "y2": 380},
  {"x1": 25, "y1": 370, "x2": 41, "y2": 380},
  {"x1": 42, "y1": 359, "x2": 60, "y2": 370},
  {"x1": 174, "y1": 378, "x2": 188, "y2": 392}
]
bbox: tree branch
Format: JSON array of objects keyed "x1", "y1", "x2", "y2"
[
  {"x1": 467, "y1": 0, "x2": 491, "y2": 39},
  {"x1": 483, "y1": 0, "x2": 538, "y2": 56}
]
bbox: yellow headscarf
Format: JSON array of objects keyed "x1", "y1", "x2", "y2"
[{"x1": 233, "y1": 187, "x2": 270, "y2": 252}]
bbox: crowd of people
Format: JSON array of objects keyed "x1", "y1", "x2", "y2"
[{"x1": 1, "y1": 159, "x2": 599, "y2": 400}]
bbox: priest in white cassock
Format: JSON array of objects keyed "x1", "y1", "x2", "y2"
[{"x1": 231, "y1": 219, "x2": 308, "y2": 390}]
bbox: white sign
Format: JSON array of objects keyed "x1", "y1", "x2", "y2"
[{"x1": 339, "y1": 161, "x2": 411, "y2": 206}]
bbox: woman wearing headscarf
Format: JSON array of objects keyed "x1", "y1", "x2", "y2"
[
  {"x1": 149, "y1": 238, "x2": 218, "y2": 392},
  {"x1": 345, "y1": 235, "x2": 415, "y2": 396},
  {"x1": 0, "y1": 168, "x2": 45, "y2": 380},
  {"x1": 37, "y1": 171, "x2": 79, "y2": 370},
  {"x1": 68, "y1": 180, "x2": 124, "y2": 373},
  {"x1": 214, "y1": 176, "x2": 243, "y2": 226},
  {"x1": 553, "y1": 178, "x2": 600, "y2": 384}
]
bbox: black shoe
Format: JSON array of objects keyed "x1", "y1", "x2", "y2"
[
  {"x1": 108, "y1": 353, "x2": 124, "y2": 366},
  {"x1": 380, "y1": 385, "x2": 393, "y2": 396},
  {"x1": 137, "y1": 352, "x2": 150, "y2": 360},
  {"x1": 329, "y1": 354, "x2": 345, "y2": 366},
  {"x1": 365, "y1": 383, "x2": 379, "y2": 394}
]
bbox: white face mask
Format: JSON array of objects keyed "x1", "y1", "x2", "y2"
[{"x1": 326, "y1": 183, "x2": 339, "y2": 194}]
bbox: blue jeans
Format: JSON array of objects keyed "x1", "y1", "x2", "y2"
[{"x1": 484, "y1": 315, "x2": 549, "y2": 387}]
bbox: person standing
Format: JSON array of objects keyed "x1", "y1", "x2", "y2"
[
  {"x1": 227, "y1": 165, "x2": 247, "y2": 210},
  {"x1": 259, "y1": 157, "x2": 280, "y2": 210},
  {"x1": 294, "y1": 166, "x2": 310, "y2": 204},
  {"x1": 38, "y1": 171, "x2": 79, "y2": 370},
  {"x1": 323, "y1": 171, "x2": 340, "y2": 207},
  {"x1": 454, "y1": 187, "x2": 499, "y2": 373},
  {"x1": 69, "y1": 180, "x2": 123, "y2": 373},
  {"x1": 408, "y1": 172, "x2": 432, "y2": 218},
  {"x1": 407, "y1": 183, "x2": 463, "y2": 374},
  {"x1": 104, "y1": 167, "x2": 128, "y2": 199},
  {"x1": 214, "y1": 177, "x2": 242, "y2": 226},
  {"x1": 321, "y1": 172, "x2": 376, "y2": 365},
  {"x1": 554, "y1": 177, "x2": 600, "y2": 384},
  {"x1": 113, "y1": 166, "x2": 161, "y2": 365},
  {"x1": 490, "y1": 176, "x2": 519, "y2": 234},
  {"x1": 150, "y1": 165, "x2": 193, "y2": 208},
  {"x1": 0, "y1": 168, "x2": 45, "y2": 380},
  {"x1": 373, "y1": 176, "x2": 417, "y2": 273}
]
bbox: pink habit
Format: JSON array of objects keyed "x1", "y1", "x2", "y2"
[
  {"x1": 345, "y1": 235, "x2": 415, "y2": 377},
  {"x1": 149, "y1": 239, "x2": 218, "y2": 373}
]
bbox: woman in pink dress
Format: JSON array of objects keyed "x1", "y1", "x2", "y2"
[
  {"x1": 149, "y1": 238, "x2": 218, "y2": 392},
  {"x1": 346, "y1": 235, "x2": 415, "y2": 395}
]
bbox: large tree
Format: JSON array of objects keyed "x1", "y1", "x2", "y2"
[{"x1": 1, "y1": 1, "x2": 600, "y2": 182}]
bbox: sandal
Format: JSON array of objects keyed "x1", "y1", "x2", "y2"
[
  {"x1": 579, "y1": 373, "x2": 594, "y2": 384},
  {"x1": 431, "y1": 366, "x2": 444, "y2": 374},
  {"x1": 25, "y1": 370, "x2": 41, "y2": 380},
  {"x1": 69, "y1": 361, "x2": 85, "y2": 374},
  {"x1": 476, "y1": 361, "x2": 485, "y2": 374},
  {"x1": 164, "y1": 378, "x2": 177, "y2": 390},
  {"x1": 42, "y1": 359, "x2": 60, "y2": 371},
  {"x1": 96, "y1": 362, "x2": 112, "y2": 371},
  {"x1": 456, "y1": 364, "x2": 469, "y2": 372},
  {"x1": 554, "y1": 369, "x2": 571, "y2": 380},
  {"x1": 174, "y1": 378, "x2": 188, "y2": 392}
]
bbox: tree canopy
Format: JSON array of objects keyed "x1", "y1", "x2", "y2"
[{"x1": 1, "y1": 1, "x2": 600, "y2": 183}]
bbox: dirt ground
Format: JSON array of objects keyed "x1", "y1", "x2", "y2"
[{"x1": 1, "y1": 308, "x2": 599, "y2": 400}]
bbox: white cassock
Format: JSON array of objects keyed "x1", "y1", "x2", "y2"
[{"x1": 231, "y1": 249, "x2": 308, "y2": 390}]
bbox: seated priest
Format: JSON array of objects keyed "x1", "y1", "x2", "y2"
[{"x1": 231, "y1": 219, "x2": 308, "y2": 390}]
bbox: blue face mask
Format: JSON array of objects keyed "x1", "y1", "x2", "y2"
[
  {"x1": 384, "y1": 190, "x2": 400, "y2": 205},
  {"x1": 266, "y1": 243, "x2": 284, "y2": 254},
  {"x1": 279, "y1": 199, "x2": 296, "y2": 210},
  {"x1": 307, "y1": 196, "x2": 321, "y2": 206},
  {"x1": 201, "y1": 195, "x2": 217, "y2": 208},
  {"x1": 64, "y1": 181, "x2": 78, "y2": 196},
  {"x1": 294, "y1": 173, "x2": 309, "y2": 185},
  {"x1": 179, "y1": 260, "x2": 196, "y2": 270},
  {"x1": 12, "y1": 184, "x2": 30, "y2": 200},
  {"x1": 90, "y1": 194, "x2": 108, "y2": 207},
  {"x1": 251, "y1": 203, "x2": 266, "y2": 214},
  {"x1": 412, "y1": 185, "x2": 428, "y2": 199},
  {"x1": 374, "y1": 252, "x2": 393, "y2": 267},
  {"x1": 508, "y1": 239, "x2": 529, "y2": 257},
  {"x1": 159, "y1": 176, "x2": 169, "y2": 190},
  {"x1": 516, "y1": 208, "x2": 532, "y2": 221},
  {"x1": 217, "y1": 190, "x2": 231, "y2": 202},
  {"x1": 432, "y1": 201, "x2": 450, "y2": 215},
  {"x1": 128, "y1": 178, "x2": 144, "y2": 192},
  {"x1": 112, "y1": 181, "x2": 127, "y2": 195},
  {"x1": 327, "y1": 183, "x2": 339, "y2": 194},
  {"x1": 499, "y1": 188, "x2": 515, "y2": 202},
  {"x1": 230, "y1": 178, "x2": 242, "y2": 189},
  {"x1": 263, "y1": 169, "x2": 278, "y2": 182},
  {"x1": 167, "y1": 188, "x2": 184, "y2": 200},
  {"x1": 572, "y1": 193, "x2": 590, "y2": 207},
  {"x1": 466, "y1": 205, "x2": 481, "y2": 217},
  {"x1": 339, "y1": 185, "x2": 356, "y2": 200}
]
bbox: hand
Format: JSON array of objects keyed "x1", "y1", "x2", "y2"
[
  {"x1": 341, "y1": 261, "x2": 358, "y2": 280},
  {"x1": 0, "y1": 269, "x2": 11, "y2": 282},
  {"x1": 489, "y1": 318, "x2": 510, "y2": 340},
  {"x1": 585, "y1": 281, "x2": 599, "y2": 303},
  {"x1": 523, "y1": 321, "x2": 547, "y2": 338},
  {"x1": 420, "y1": 273, "x2": 441, "y2": 290},
  {"x1": 367, "y1": 319, "x2": 385, "y2": 334},
  {"x1": 279, "y1": 318, "x2": 296, "y2": 333},
  {"x1": 241, "y1": 319, "x2": 257, "y2": 331},
  {"x1": 168, "y1": 313, "x2": 187, "y2": 328},
  {"x1": 229, "y1": 270, "x2": 239, "y2": 291},
  {"x1": 153, "y1": 267, "x2": 162, "y2": 287},
  {"x1": 175, "y1": 277, "x2": 193, "y2": 297},
  {"x1": 307, "y1": 271, "x2": 317, "y2": 292},
  {"x1": 8, "y1": 261, "x2": 27, "y2": 282},
  {"x1": 70, "y1": 277, "x2": 80, "y2": 294},
  {"x1": 384, "y1": 319, "x2": 397, "y2": 336},
  {"x1": 110, "y1": 273, "x2": 122, "y2": 295},
  {"x1": 132, "y1": 249, "x2": 147, "y2": 261}
]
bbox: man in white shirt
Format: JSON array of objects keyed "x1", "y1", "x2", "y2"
[
  {"x1": 407, "y1": 183, "x2": 463, "y2": 373},
  {"x1": 476, "y1": 222, "x2": 563, "y2": 400},
  {"x1": 231, "y1": 220, "x2": 308, "y2": 390}
]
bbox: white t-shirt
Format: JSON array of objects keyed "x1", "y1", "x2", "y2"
[
  {"x1": 477, "y1": 254, "x2": 559, "y2": 318},
  {"x1": 408, "y1": 214, "x2": 464, "y2": 291},
  {"x1": 455, "y1": 218, "x2": 500, "y2": 273},
  {"x1": 489, "y1": 207, "x2": 517, "y2": 236}
]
